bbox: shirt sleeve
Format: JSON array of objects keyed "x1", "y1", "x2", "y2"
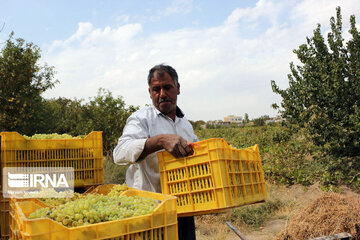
[
  {"x1": 113, "y1": 113, "x2": 149, "y2": 165},
  {"x1": 193, "y1": 133, "x2": 199, "y2": 143}
]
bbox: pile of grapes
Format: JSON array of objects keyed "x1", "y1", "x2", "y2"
[
  {"x1": 28, "y1": 184, "x2": 160, "y2": 227},
  {"x1": 23, "y1": 188, "x2": 76, "y2": 201},
  {"x1": 39, "y1": 192, "x2": 83, "y2": 207},
  {"x1": 24, "y1": 133, "x2": 83, "y2": 140}
]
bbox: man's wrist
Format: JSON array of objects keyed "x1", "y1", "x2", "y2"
[{"x1": 137, "y1": 135, "x2": 165, "y2": 161}]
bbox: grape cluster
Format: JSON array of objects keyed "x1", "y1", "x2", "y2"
[
  {"x1": 39, "y1": 192, "x2": 82, "y2": 207},
  {"x1": 28, "y1": 184, "x2": 160, "y2": 227},
  {"x1": 23, "y1": 133, "x2": 82, "y2": 140},
  {"x1": 28, "y1": 207, "x2": 51, "y2": 219},
  {"x1": 107, "y1": 184, "x2": 128, "y2": 197},
  {"x1": 23, "y1": 188, "x2": 75, "y2": 200}
]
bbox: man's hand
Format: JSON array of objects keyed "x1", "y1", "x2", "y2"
[
  {"x1": 138, "y1": 134, "x2": 194, "y2": 161},
  {"x1": 159, "y1": 134, "x2": 194, "y2": 158}
]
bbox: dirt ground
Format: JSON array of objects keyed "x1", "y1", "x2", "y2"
[{"x1": 195, "y1": 182, "x2": 360, "y2": 240}]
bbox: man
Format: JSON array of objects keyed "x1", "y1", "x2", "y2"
[{"x1": 113, "y1": 64, "x2": 198, "y2": 240}]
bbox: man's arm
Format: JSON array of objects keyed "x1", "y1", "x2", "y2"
[
  {"x1": 138, "y1": 134, "x2": 194, "y2": 160},
  {"x1": 113, "y1": 113, "x2": 194, "y2": 165}
]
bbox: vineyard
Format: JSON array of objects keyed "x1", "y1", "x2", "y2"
[
  {"x1": 104, "y1": 122, "x2": 360, "y2": 196},
  {"x1": 194, "y1": 124, "x2": 360, "y2": 191}
]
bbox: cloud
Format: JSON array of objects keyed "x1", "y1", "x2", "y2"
[
  {"x1": 164, "y1": 0, "x2": 196, "y2": 15},
  {"x1": 225, "y1": 0, "x2": 283, "y2": 26},
  {"x1": 42, "y1": 0, "x2": 359, "y2": 121}
]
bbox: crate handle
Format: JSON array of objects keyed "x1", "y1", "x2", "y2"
[{"x1": 188, "y1": 142, "x2": 205, "y2": 156}]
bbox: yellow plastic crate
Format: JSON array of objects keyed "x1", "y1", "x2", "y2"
[
  {"x1": 0, "y1": 131, "x2": 104, "y2": 187},
  {"x1": 10, "y1": 184, "x2": 178, "y2": 240},
  {"x1": 9, "y1": 197, "x2": 49, "y2": 240},
  {"x1": 157, "y1": 138, "x2": 268, "y2": 217},
  {"x1": 0, "y1": 190, "x2": 10, "y2": 240}
]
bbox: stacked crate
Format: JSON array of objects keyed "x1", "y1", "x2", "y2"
[
  {"x1": 1, "y1": 131, "x2": 104, "y2": 240},
  {"x1": 10, "y1": 185, "x2": 178, "y2": 240}
]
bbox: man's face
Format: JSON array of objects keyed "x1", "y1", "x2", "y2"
[{"x1": 149, "y1": 70, "x2": 180, "y2": 119}]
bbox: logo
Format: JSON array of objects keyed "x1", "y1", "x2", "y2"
[
  {"x1": 2, "y1": 167, "x2": 74, "y2": 199},
  {"x1": 7, "y1": 172, "x2": 69, "y2": 188}
]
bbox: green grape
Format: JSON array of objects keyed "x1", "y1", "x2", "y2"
[
  {"x1": 28, "y1": 207, "x2": 51, "y2": 219},
  {"x1": 107, "y1": 184, "x2": 128, "y2": 197},
  {"x1": 24, "y1": 133, "x2": 81, "y2": 140},
  {"x1": 28, "y1": 184, "x2": 160, "y2": 228}
]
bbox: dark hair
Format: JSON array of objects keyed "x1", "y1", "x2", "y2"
[{"x1": 147, "y1": 64, "x2": 178, "y2": 86}]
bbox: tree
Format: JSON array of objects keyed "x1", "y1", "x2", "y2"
[
  {"x1": 242, "y1": 113, "x2": 249, "y2": 126},
  {"x1": 271, "y1": 7, "x2": 360, "y2": 156},
  {"x1": 189, "y1": 120, "x2": 206, "y2": 130},
  {"x1": 252, "y1": 115, "x2": 270, "y2": 127},
  {"x1": 44, "y1": 97, "x2": 85, "y2": 134},
  {"x1": 0, "y1": 32, "x2": 57, "y2": 135},
  {"x1": 81, "y1": 88, "x2": 138, "y2": 159},
  {"x1": 42, "y1": 89, "x2": 137, "y2": 159}
]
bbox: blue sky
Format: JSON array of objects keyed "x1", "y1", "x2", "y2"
[{"x1": 1, "y1": 0, "x2": 359, "y2": 121}]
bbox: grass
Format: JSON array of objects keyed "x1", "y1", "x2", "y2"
[{"x1": 230, "y1": 198, "x2": 287, "y2": 229}]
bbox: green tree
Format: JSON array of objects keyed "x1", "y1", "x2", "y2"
[
  {"x1": 271, "y1": 7, "x2": 360, "y2": 157},
  {"x1": 81, "y1": 88, "x2": 138, "y2": 158},
  {"x1": 189, "y1": 120, "x2": 206, "y2": 130},
  {"x1": 252, "y1": 115, "x2": 270, "y2": 127},
  {"x1": 42, "y1": 89, "x2": 137, "y2": 159},
  {"x1": 0, "y1": 32, "x2": 57, "y2": 134},
  {"x1": 44, "y1": 97, "x2": 85, "y2": 134},
  {"x1": 243, "y1": 113, "x2": 249, "y2": 126}
]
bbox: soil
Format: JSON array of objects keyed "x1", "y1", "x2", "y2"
[{"x1": 195, "y1": 182, "x2": 360, "y2": 240}]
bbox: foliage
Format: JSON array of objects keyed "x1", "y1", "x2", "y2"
[
  {"x1": 252, "y1": 115, "x2": 270, "y2": 127},
  {"x1": 230, "y1": 198, "x2": 286, "y2": 228},
  {"x1": 44, "y1": 89, "x2": 138, "y2": 158},
  {"x1": 195, "y1": 123, "x2": 360, "y2": 191},
  {"x1": 243, "y1": 113, "x2": 249, "y2": 125},
  {"x1": 44, "y1": 97, "x2": 84, "y2": 134},
  {"x1": 271, "y1": 7, "x2": 360, "y2": 157},
  {"x1": 104, "y1": 120, "x2": 360, "y2": 190},
  {"x1": 103, "y1": 157, "x2": 128, "y2": 184},
  {"x1": 189, "y1": 120, "x2": 206, "y2": 130},
  {"x1": 0, "y1": 32, "x2": 57, "y2": 135},
  {"x1": 263, "y1": 127, "x2": 324, "y2": 186},
  {"x1": 321, "y1": 155, "x2": 360, "y2": 190},
  {"x1": 81, "y1": 88, "x2": 138, "y2": 158},
  {"x1": 196, "y1": 122, "x2": 289, "y2": 154}
]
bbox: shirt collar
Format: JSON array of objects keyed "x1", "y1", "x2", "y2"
[{"x1": 152, "y1": 105, "x2": 184, "y2": 118}]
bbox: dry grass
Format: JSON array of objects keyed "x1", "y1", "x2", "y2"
[
  {"x1": 275, "y1": 193, "x2": 360, "y2": 240},
  {"x1": 195, "y1": 212, "x2": 234, "y2": 240}
]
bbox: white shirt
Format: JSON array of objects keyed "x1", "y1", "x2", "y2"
[{"x1": 113, "y1": 105, "x2": 198, "y2": 193}]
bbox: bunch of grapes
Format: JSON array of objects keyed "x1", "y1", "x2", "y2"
[
  {"x1": 107, "y1": 184, "x2": 128, "y2": 197},
  {"x1": 39, "y1": 192, "x2": 82, "y2": 207},
  {"x1": 24, "y1": 133, "x2": 81, "y2": 140},
  {"x1": 23, "y1": 189, "x2": 75, "y2": 199},
  {"x1": 28, "y1": 207, "x2": 51, "y2": 219},
  {"x1": 28, "y1": 184, "x2": 160, "y2": 227}
]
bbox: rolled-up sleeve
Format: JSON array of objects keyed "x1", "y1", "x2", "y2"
[{"x1": 113, "y1": 113, "x2": 148, "y2": 165}]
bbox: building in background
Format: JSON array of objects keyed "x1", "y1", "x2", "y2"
[
  {"x1": 223, "y1": 115, "x2": 243, "y2": 124},
  {"x1": 265, "y1": 116, "x2": 285, "y2": 124},
  {"x1": 206, "y1": 115, "x2": 243, "y2": 127}
]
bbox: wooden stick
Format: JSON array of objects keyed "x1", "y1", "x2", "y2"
[{"x1": 226, "y1": 221, "x2": 248, "y2": 240}]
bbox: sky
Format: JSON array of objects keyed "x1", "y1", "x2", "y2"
[{"x1": 1, "y1": 0, "x2": 359, "y2": 121}]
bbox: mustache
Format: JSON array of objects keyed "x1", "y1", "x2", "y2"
[{"x1": 159, "y1": 98, "x2": 172, "y2": 104}]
